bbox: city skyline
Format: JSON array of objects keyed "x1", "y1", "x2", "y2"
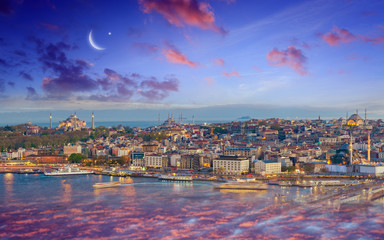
[{"x1": 1, "y1": 0, "x2": 384, "y2": 121}]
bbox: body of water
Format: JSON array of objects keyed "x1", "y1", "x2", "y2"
[{"x1": 1, "y1": 174, "x2": 384, "y2": 239}]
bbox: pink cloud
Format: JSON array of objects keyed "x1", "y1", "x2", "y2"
[
  {"x1": 360, "y1": 25, "x2": 384, "y2": 44},
  {"x1": 204, "y1": 77, "x2": 214, "y2": 85},
  {"x1": 223, "y1": 71, "x2": 240, "y2": 78},
  {"x1": 361, "y1": 34, "x2": 384, "y2": 45},
  {"x1": 321, "y1": 26, "x2": 357, "y2": 46},
  {"x1": 214, "y1": 58, "x2": 225, "y2": 66},
  {"x1": 162, "y1": 43, "x2": 200, "y2": 68},
  {"x1": 139, "y1": 0, "x2": 227, "y2": 34},
  {"x1": 253, "y1": 66, "x2": 262, "y2": 72},
  {"x1": 266, "y1": 45, "x2": 307, "y2": 75}
]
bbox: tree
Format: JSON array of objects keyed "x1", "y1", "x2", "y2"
[
  {"x1": 303, "y1": 164, "x2": 315, "y2": 173},
  {"x1": 270, "y1": 123, "x2": 281, "y2": 131},
  {"x1": 68, "y1": 153, "x2": 86, "y2": 163},
  {"x1": 213, "y1": 127, "x2": 228, "y2": 134},
  {"x1": 286, "y1": 166, "x2": 296, "y2": 173}
]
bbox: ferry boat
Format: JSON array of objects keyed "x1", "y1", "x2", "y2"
[
  {"x1": 236, "y1": 177, "x2": 259, "y2": 183},
  {"x1": 93, "y1": 181, "x2": 122, "y2": 188},
  {"x1": 214, "y1": 182, "x2": 268, "y2": 190},
  {"x1": 158, "y1": 174, "x2": 193, "y2": 181},
  {"x1": 44, "y1": 166, "x2": 93, "y2": 176}
]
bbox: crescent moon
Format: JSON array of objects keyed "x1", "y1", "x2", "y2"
[{"x1": 88, "y1": 30, "x2": 105, "y2": 51}]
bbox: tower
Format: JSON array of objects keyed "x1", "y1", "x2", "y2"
[
  {"x1": 50, "y1": 113, "x2": 52, "y2": 129},
  {"x1": 365, "y1": 108, "x2": 367, "y2": 124},
  {"x1": 180, "y1": 113, "x2": 183, "y2": 125},
  {"x1": 367, "y1": 131, "x2": 371, "y2": 163},
  {"x1": 92, "y1": 112, "x2": 95, "y2": 130},
  {"x1": 192, "y1": 114, "x2": 194, "y2": 125},
  {"x1": 158, "y1": 113, "x2": 160, "y2": 126},
  {"x1": 349, "y1": 134, "x2": 353, "y2": 165},
  {"x1": 346, "y1": 112, "x2": 348, "y2": 120}
]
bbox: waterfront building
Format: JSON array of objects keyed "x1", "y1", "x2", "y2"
[
  {"x1": 25, "y1": 155, "x2": 67, "y2": 164},
  {"x1": 131, "y1": 152, "x2": 145, "y2": 170},
  {"x1": 254, "y1": 160, "x2": 281, "y2": 174},
  {"x1": 144, "y1": 154, "x2": 168, "y2": 169},
  {"x1": 180, "y1": 154, "x2": 200, "y2": 170},
  {"x1": 213, "y1": 155, "x2": 249, "y2": 175}
]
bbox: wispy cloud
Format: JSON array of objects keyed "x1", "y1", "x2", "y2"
[
  {"x1": 162, "y1": 42, "x2": 200, "y2": 68},
  {"x1": 223, "y1": 71, "x2": 240, "y2": 78},
  {"x1": 214, "y1": 58, "x2": 225, "y2": 66}
]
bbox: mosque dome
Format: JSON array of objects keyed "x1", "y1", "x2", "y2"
[{"x1": 347, "y1": 113, "x2": 364, "y2": 126}]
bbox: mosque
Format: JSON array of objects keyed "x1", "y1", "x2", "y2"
[
  {"x1": 58, "y1": 113, "x2": 86, "y2": 130},
  {"x1": 346, "y1": 109, "x2": 366, "y2": 126}
]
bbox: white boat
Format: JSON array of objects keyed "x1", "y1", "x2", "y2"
[
  {"x1": 93, "y1": 181, "x2": 122, "y2": 188},
  {"x1": 93, "y1": 178, "x2": 133, "y2": 188},
  {"x1": 214, "y1": 182, "x2": 268, "y2": 190},
  {"x1": 158, "y1": 174, "x2": 193, "y2": 181},
  {"x1": 237, "y1": 177, "x2": 259, "y2": 183},
  {"x1": 44, "y1": 166, "x2": 93, "y2": 176}
]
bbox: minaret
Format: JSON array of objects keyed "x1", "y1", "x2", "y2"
[
  {"x1": 50, "y1": 113, "x2": 52, "y2": 129},
  {"x1": 365, "y1": 108, "x2": 367, "y2": 124},
  {"x1": 367, "y1": 131, "x2": 371, "y2": 163},
  {"x1": 192, "y1": 114, "x2": 195, "y2": 125},
  {"x1": 181, "y1": 113, "x2": 183, "y2": 125},
  {"x1": 92, "y1": 112, "x2": 95, "y2": 130},
  {"x1": 158, "y1": 113, "x2": 160, "y2": 126},
  {"x1": 349, "y1": 134, "x2": 353, "y2": 165}
]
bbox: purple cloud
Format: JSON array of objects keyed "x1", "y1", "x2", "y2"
[
  {"x1": 128, "y1": 28, "x2": 145, "y2": 38},
  {"x1": 96, "y1": 68, "x2": 137, "y2": 100},
  {"x1": 19, "y1": 71, "x2": 34, "y2": 81},
  {"x1": 13, "y1": 50, "x2": 27, "y2": 57},
  {"x1": 28, "y1": 37, "x2": 180, "y2": 102},
  {"x1": 139, "y1": 76, "x2": 179, "y2": 100},
  {"x1": 0, "y1": 0, "x2": 14, "y2": 16},
  {"x1": 0, "y1": 79, "x2": 5, "y2": 92},
  {"x1": 7, "y1": 81, "x2": 15, "y2": 87},
  {"x1": 133, "y1": 42, "x2": 159, "y2": 54},
  {"x1": 0, "y1": 58, "x2": 10, "y2": 67},
  {"x1": 31, "y1": 39, "x2": 98, "y2": 97},
  {"x1": 26, "y1": 87, "x2": 39, "y2": 100}
]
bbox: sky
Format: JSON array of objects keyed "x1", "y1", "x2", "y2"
[{"x1": 0, "y1": 0, "x2": 384, "y2": 123}]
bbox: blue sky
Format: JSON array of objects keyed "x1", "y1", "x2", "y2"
[{"x1": 1, "y1": 0, "x2": 384, "y2": 123}]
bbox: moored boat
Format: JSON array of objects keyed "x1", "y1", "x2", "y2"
[
  {"x1": 93, "y1": 181, "x2": 122, "y2": 188},
  {"x1": 214, "y1": 182, "x2": 268, "y2": 190},
  {"x1": 44, "y1": 165, "x2": 93, "y2": 176},
  {"x1": 158, "y1": 174, "x2": 193, "y2": 181}
]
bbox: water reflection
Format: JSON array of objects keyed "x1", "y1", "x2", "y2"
[
  {"x1": 1, "y1": 175, "x2": 383, "y2": 239},
  {"x1": 4, "y1": 173, "x2": 14, "y2": 200},
  {"x1": 61, "y1": 179, "x2": 72, "y2": 204}
]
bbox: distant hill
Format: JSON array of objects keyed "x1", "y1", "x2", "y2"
[{"x1": 238, "y1": 116, "x2": 251, "y2": 120}]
